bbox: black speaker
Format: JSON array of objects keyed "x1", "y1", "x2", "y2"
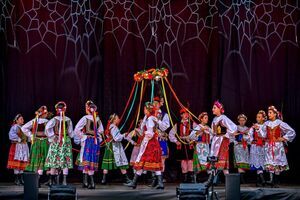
[
  {"x1": 225, "y1": 174, "x2": 240, "y2": 200},
  {"x1": 48, "y1": 185, "x2": 77, "y2": 200},
  {"x1": 176, "y1": 183, "x2": 208, "y2": 200},
  {"x1": 24, "y1": 172, "x2": 38, "y2": 200}
]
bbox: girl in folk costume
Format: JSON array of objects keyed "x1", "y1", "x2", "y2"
[
  {"x1": 169, "y1": 108, "x2": 194, "y2": 183},
  {"x1": 22, "y1": 106, "x2": 49, "y2": 186},
  {"x1": 149, "y1": 97, "x2": 170, "y2": 187},
  {"x1": 204, "y1": 101, "x2": 237, "y2": 187},
  {"x1": 249, "y1": 110, "x2": 267, "y2": 187},
  {"x1": 44, "y1": 102, "x2": 74, "y2": 186},
  {"x1": 258, "y1": 106, "x2": 296, "y2": 187},
  {"x1": 189, "y1": 112, "x2": 213, "y2": 183},
  {"x1": 74, "y1": 100, "x2": 104, "y2": 189},
  {"x1": 126, "y1": 102, "x2": 164, "y2": 189},
  {"x1": 7, "y1": 114, "x2": 29, "y2": 185},
  {"x1": 101, "y1": 114, "x2": 132, "y2": 185},
  {"x1": 234, "y1": 114, "x2": 250, "y2": 183}
]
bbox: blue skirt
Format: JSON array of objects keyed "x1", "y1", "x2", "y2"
[
  {"x1": 76, "y1": 137, "x2": 100, "y2": 171},
  {"x1": 159, "y1": 140, "x2": 169, "y2": 157}
]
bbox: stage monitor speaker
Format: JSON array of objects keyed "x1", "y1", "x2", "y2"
[
  {"x1": 23, "y1": 172, "x2": 38, "y2": 200},
  {"x1": 225, "y1": 173, "x2": 240, "y2": 200},
  {"x1": 48, "y1": 185, "x2": 77, "y2": 200},
  {"x1": 176, "y1": 183, "x2": 208, "y2": 200}
]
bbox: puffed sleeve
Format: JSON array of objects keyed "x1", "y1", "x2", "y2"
[
  {"x1": 110, "y1": 125, "x2": 123, "y2": 142},
  {"x1": 157, "y1": 114, "x2": 170, "y2": 131},
  {"x1": 45, "y1": 118, "x2": 56, "y2": 138},
  {"x1": 74, "y1": 116, "x2": 87, "y2": 144},
  {"x1": 9, "y1": 125, "x2": 20, "y2": 141},
  {"x1": 280, "y1": 121, "x2": 296, "y2": 142},
  {"x1": 21, "y1": 119, "x2": 34, "y2": 138},
  {"x1": 169, "y1": 123, "x2": 178, "y2": 143},
  {"x1": 189, "y1": 124, "x2": 200, "y2": 141}
]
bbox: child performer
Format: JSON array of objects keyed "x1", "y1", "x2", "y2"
[
  {"x1": 249, "y1": 110, "x2": 267, "y2": 186},
  {"x1": 74, "y1": 100, "x2": 104, "y2": 189},
  {"x1": 45, "y1": 101, "x2": 74, "y2": 185},
  {"x1": 7, "y1": 114, "x2": 29, "y2": 185},
  {"x1": 101, "y1": 114, "x2": 132, "y2": 185},
  {"x1": 258, "y1": 106, "x2": 296, "y2": 187}
]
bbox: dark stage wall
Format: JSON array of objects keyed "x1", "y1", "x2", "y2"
[{"x1": 1, "y1": 1, "x2": 300, "y2": 182}]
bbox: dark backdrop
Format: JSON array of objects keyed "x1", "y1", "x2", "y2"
[{"x1": 1, "y1": 0, "x2": 300, "y2": 183}]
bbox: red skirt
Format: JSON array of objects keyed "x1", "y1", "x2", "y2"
[
  {"x1": 7, "y1": 143, "x2": 29, "y2": 170},
  {"x1": 215, "y1": 137, "x2": 230, "y2": 170},
  {"x1": 134, "y1": 135, "x2": 162, "y2": 171}
]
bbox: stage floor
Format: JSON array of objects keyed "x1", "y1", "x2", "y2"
[{"x1": 1, "y1": 182, "x2": 300, "y2": 200}]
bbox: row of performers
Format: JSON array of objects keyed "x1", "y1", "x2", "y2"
[{"x1": 7, "y1": 98, "x2": 296, "y2": 190}]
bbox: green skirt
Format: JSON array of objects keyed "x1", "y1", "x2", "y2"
[
  {"x1": 45, "y1": 137, "x2": 73, "y2": 169},
  {"x1": 193, "y1": 152, "x2": 207, "y2": 172},
  {"x1": 101, "y1": 143, "x2": 128, "y2": 170},
  {"x1": 26, "y1": 137, "x2": 49, "y2": 171}
]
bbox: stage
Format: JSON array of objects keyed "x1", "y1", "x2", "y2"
[{"x1": 1, "y1": 183, "x2": 300, "y2": 200}]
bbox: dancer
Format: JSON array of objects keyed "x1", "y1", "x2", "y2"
[
  {"x1": 189, "y1": 112, "x2": 212, "y2": 183},
  {"x1": 204, "y1": 101, "x2": 237, "y2": 187},
  {"x1": 45, "y1": 101, "x2": 74, "y2": 186},
  {"x1": 22, "y1": 106, "x2": 49, "y2": 187},
  {"x1": 7, "y1": 114, "x2": 29, "y2": 185},
  {"x1": 249, "y1": 110, "x2": 267, "y2": 187},
  {"x1": 150, "y1": 96, "x2": 170, "y2": 187},
  {"x1": 169, "y1": 108, "x2": 194, "y2": 183},
  {"x1": 126, "y1": 102, "x2": 164, "y2": 189},
  {"x1": 74, "y1": 100, "x2": 104, "y2": 189},
  {"x1": 101, "y1": 114, "x2": 131, "y2": 185},
  {"x1": 259, "y1": 106, "x2": 296, "y2": 187},
  {"x1": 234, "y1": 114, "x2": 250, "y2": 183}
]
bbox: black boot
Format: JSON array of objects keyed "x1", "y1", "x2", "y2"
[
  {"x1": 14, "y1": 174, "x2": 21, "y2": 186},
  {"x1": 122, "y1": 174, "x2": 132, "y2": 185},
  {"x1": 101, "y1": 173, "x2": 107, "y2": 185},
  {"x1": 56, "y1": 174, "x2": 60, "y2": 185},
  {"x1": 183, "y1": 173, "x2": 188, "y2": 183},
  {"x1": 44, "y1": 174, "x2": 51, "y2": 186},
  {"x1": 188, "y1": 172, "x2": 196, "y2": 183},
  {"x1": 266, "y1": 172, "x2": 274, "y2": 187},
  {"x1": 125, "y1": 174, "x2": 139, "y2": 189},
  {"x1": 82, "y1": 174, "x2": 88, "y2": 188},
  {"x1": 38, "y1": 175, "x2": 41, "y2": 188},
  {"x1": 192, "y1": 172, "x2": 197, "y2": 183},
  {"x1": 156, "y1": 175, "x2": 164, "y2": 189},
  {"x1": 148, "y1": 172, "x2": 157, "y2": 188},
  {"x1": 203, "y1": 173, "x2": 214, "y2": 188},
  {"x1": 256, "y1": 173, "x2": 265, "y2": 187},
  {"x1": 88, "y1": 175, "x2": 95, "y2": 189},
  {"x1": 273, "y1": 174, "x2": 280, "y2": 188},
  {"x1": 240, "y1": 173, "x2": 246, "y2": 184},
  {"x1": 19, "y1": 174, "x2": 24, "y2": 185},
  {"x1": 62, "y1": 175, "x2": 67, "y2": 186},
  {"x1": 47, "y1": 175, "x2": 56, "y2": 187}
]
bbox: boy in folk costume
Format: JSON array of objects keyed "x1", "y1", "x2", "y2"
[
  {"x1": 169, "y1": 108, "x2": 194, "y2": 183},
  {"x1": 126, "y1": 102, "x2": 164, "y2": 189},
  {"x1": 234, "y1": 114, "x2": 250, "y2": 183},
  {"x1": 101, "y1": 114, "x2": 132, "y2": 185},
  {"x1": 189, "y1": 112, "x2": 213, "y2": 183},
  {"x1": 44, "y1": 102, "x2": 74, "y2": 186},
  {"x1": 150, "y1": 96, "x2": 170, "y2": 187},
  {"x1": 258, "y1": 106, "x2": 296, "y2": 187},
  {"x1": 22, "y1": 106, "x2": 49, "y2": 186},
  {"x1": 204, "y1": 101, "x2": 237, "y2": 187},
  {"x1": 249, "y1": 110, "x2": 267, "y2": 187},
  {"x1": 7, "y1": 114, "x2": 29, "y2": 185},
  {"x1": 74, "y1": 100, "x2": 104, "y2": 189}
]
